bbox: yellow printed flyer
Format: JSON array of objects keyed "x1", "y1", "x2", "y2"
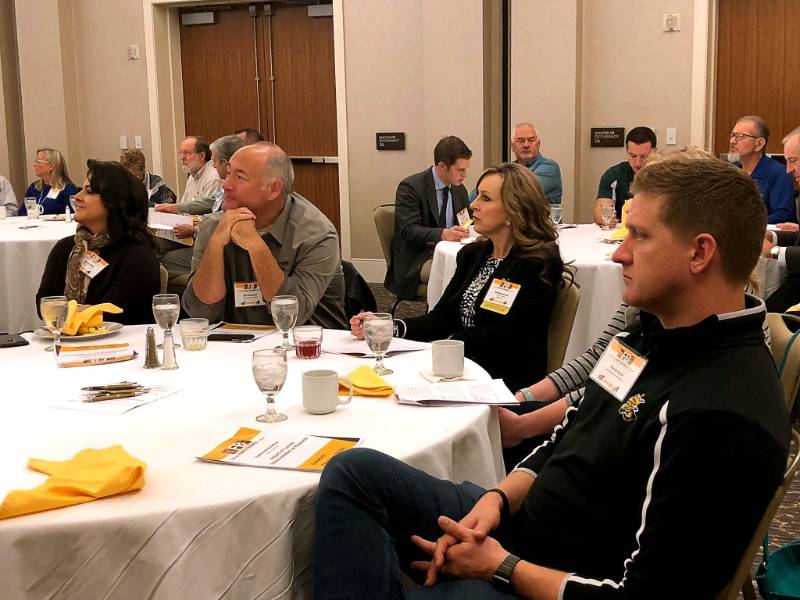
[{"x1": 198, "y1": 427, "x2": 362, "y2": 472}]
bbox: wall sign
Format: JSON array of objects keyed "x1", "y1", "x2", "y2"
[
  {"x1": 590, "y1": 128, "x2": 625, "y2": 148},
  {"x1": 376, "y1": 132, "x2": 405, "y2": 150}
]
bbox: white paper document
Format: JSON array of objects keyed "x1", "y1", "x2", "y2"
[
  {"x1": 48, "y1": 386, "x2": 182, "y2": 414},
  {"x1": 198, "y1": 427, "x2": 362, "y2": 472},
  {"x1": 147, "y1": 208, "x2": 194, "y2": 245},
  {"x1": 322, "y1": 336, "x2": 430, "y2": 357},
  {"x1": 209, "y1": 322, "x2": 277, "y2": 341},
  {"x1": 394, "y1": 379, "x2": 518, "y2": 406}
]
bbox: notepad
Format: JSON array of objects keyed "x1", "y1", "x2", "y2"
[{"x1": 394, "y1": 379, "x2": 518, "y2": 406}]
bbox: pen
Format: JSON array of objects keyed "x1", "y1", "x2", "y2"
[{"x1": 83, "y1": 389, "x2": 149, "y2": 403}]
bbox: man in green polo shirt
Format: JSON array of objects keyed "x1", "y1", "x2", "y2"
[{"x1": 593, "y1": 127, "x2": 657, "y2": 225}]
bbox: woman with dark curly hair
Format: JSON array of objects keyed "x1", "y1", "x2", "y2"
[
  {"x1": 36, "y1": 160, "x2": 160, "y2": 325},
  {"x1": 352, "y1": 162, "x2": 568, "y2": 390}
]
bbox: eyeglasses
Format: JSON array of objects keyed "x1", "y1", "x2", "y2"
[
  {"x1": 513, "y1": 137, "x2": 539, "y2": 144},
  {"x1": 729, "y1": 132, "x2": 760, "y2": 141},
  {"x1": 178, "y1": 150, "x2": 198, "y2": 157},
  {"x1": 33, "y1": 159, "x2": 50, "y2": 165}
]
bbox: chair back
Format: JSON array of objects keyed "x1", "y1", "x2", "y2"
[
  {"x1": 546, "y1": 278, "x2": 580, "y2": 373},
  {"x1": 373, "y1": 204, "x2": 395, "y2": 266},
  {"x1": 766, "y1": 313, "x2": 800, "y2": 412},
  {"x1": 715, "y1": 429, "x2": 800, "y2": 600},
  {"x1": 342, "y1": 260, "x2": 377, "y2": 320},
  {"x1": 159, "y1": 264, "x2": 169, "y2": 295}
]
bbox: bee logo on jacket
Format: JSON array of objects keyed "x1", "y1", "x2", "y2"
[{"x1": 619, "y1": 393, "x2": 645, "y2": 422}]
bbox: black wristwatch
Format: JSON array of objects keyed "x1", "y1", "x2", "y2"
[{"x1": 492, "y1": 553, "x2": 521, "y2": 592}]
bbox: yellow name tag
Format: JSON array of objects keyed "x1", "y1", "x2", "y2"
[
  {"x1": 480, "y1": 278, "x2": 520, "y2": 315},
  {"x1": 457, "y1": 207, "x2": 472, "y2": 227},
  {"x1": 589, "y1": 336, "x2": 648, "y2": 402},
  {"x1": 234, "y1": 281, "x2": 266, "y2": 307}
]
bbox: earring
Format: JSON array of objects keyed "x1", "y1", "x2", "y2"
[{"x1": 505, "y1": 220, "x2": 511, "y2": 226}]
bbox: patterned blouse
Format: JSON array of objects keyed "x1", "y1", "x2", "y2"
[{"x1": 459, "y1": 256, "x2": 503, "y2": 327}]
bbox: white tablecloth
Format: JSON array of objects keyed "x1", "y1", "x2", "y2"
[
  {"x1": 0, "y1": 326, "x2": 503, "y2": 599},
  {"x1": 427, "y1": 225, "x2": 624, "y2": 362},
  {"x1": 0, "y1": 216, "x2": 77, "y2": 333},
  {"x1": 427, "y1": 225, "x2": 783, "y2": 364}
]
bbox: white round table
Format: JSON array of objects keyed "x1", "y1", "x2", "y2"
[
  {"x1": 0, "y1": 326, "x2": 502, "y2": 599},
  {"x1": 427, "y1": 224, "x2": 782, "y2": 364},
  {"x1": 0, "y1": 216, "x2": 77, "y2": 333}
]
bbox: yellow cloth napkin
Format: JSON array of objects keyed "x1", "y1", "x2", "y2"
[
  {"x1": 610, "y1": 199, "x2": 632, "y2": 240},
  {"x1": 0, "y1": 445, "x2": 146, "y2": 520},
  {"x1": 340, "y1": 365, "x2": 394, "y2": 397}
]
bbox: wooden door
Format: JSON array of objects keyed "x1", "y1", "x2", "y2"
[
  {"x1": 179, "y1": 3, "x2": 339, "y2": 231},
  {"x1": 714, "y1": 0, "x2": 800, "y2": 156}
]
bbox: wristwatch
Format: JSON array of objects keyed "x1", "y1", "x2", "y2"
[
  {"x1": 492, "y1": 553, "x2": 522, "y2": 592},
  {"x1": 770, "y1": 246, "x2": 780, "y2": 259}
]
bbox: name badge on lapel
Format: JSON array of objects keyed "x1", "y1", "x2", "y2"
[
  {"x1": 234, "y1": 281, "x2": 266, "y2": 307},
  {"x1": 480, "y1": 279, "x2": 520, "y2": 315},
  {"x1": 79, "y1": 251, "x2": 109, "y2": 279},
  {"x1": 456, "y1": 208, "x2": 472, "y2": 227},
  {"x1": 589, "y1": 336, "x2": 648, "y2": 402}
]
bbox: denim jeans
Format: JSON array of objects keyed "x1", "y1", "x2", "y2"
[{"x1": 313, "y1": 448, "x2": 520, "y2": 599}]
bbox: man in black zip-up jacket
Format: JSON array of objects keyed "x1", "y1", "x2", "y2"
[{"x1": 312, "y1": 157, "x2": 791, "y2": 599}]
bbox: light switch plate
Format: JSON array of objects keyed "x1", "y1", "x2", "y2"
[
  {"x1": 119, "y1": 135, "x2": 128, "y2": 150},
  {"x1": 134, "y1": 135, "x2": 143, "y2": 149}
]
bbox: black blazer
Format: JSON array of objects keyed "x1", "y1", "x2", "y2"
[
  {"x1": 767, "y1": 231, "x2": 800, "y2": 312},
  {"x1": 385, "y1": 168, "x2": 470, "y2": 299},
  {"x1": 36, "y1": 236, "x2": 161, "y2": 325},
  {"x1": 402, "y1": 239, "x2": 563, "y2": 391}
]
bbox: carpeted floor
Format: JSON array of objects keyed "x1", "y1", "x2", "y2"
[{"x1": 368, "y1": 282, "x2": 800, "y2": 597}]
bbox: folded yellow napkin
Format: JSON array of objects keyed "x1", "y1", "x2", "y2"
[
  {"x1": 340, "y1": 365, "x2": 394, "y2": 397},
  {"x1": 610, "y1": 199, "x2": 632, "y2": 240},
  {"x1": 0, "y1": 445, "x2": 146, "y2": 520}
]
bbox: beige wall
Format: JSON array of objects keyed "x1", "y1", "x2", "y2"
[
  {"x1": 0, "y1": 0, "x2": 25, "y2": 200},
  {"x1": 14, "y1": 0, "x2": 153, "y2": 188},
  {"x1": 578, "y1": 0, "x2": 694, "y2": 222},
  {"x1": 510, "y1": 0, "x2": 581, "y2": 221},
  {"x1": 342, "y1": 0, "x2": 485, "y2": 260}
]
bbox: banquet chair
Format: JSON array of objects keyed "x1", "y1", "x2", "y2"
[
  {"x1": 373, "y1": 204, "x2": 429, "y2": 315},
  {"x1": 546, "y1": 278, "x2": 580, "y2": 373},
  {"x1": 715, "y1": 429, "x2": 800, "y2": 600},
  {"x1": 766, "y1": 312, "x2": 800, "y2": 412},
  {"x1": 159, "y1": 264, "x2": 169, "y2": 294}
]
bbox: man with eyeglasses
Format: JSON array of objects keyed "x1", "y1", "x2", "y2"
[
  {"x1": 593, "y1": 127, "x2": 656, "y2": 226},
  {"x1": 509, "y1": 122, "x2": 562, "y2": 204},
  {"x1": 155, "y1": 136, "x2": 221, "y2": 215},
  {"x1": 729, "y1": 115, "x2": 796, "y2": 224}
]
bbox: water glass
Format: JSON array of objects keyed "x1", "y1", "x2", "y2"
[
  {"x1": 271, "y1": 295, "x2": 298, "y2": 351},
  {"x1": 152, "y1": 293, "x2": 181, "y2": 361},
  {"x1": 40, "y1": 295, "x2": 68, "y2": 358},
  {"x1": 179, "y1": 317, "x2": 209, "y2": 351},
  {"x1": 24, "y1": 197, "x2": 37, "y2": 219},
  {"x1": 550, "y1": 204, "x2": 563, "y2": 226},
  {"x1": 363, "y1": 312, "x2": 394, "y2": 375},
  {"x1": 252, "y1": 348, "x2": 288, "y2": 423},
  {"x1": 293, "y1": 325, "x2": 323, "y2": 359},
  {"x1": 599, "y1": 204, "x2": 616, "y2": 230}
]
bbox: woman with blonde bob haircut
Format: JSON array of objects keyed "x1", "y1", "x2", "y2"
[
  {"x1": 352, "y1": 162, "x2": 565, "y2": 390},
  {"x1": 20, "y1": 147, "x2": 80, "y2": 216}
]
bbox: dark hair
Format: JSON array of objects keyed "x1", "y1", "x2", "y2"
[
  {"x1": 433, "y1": 136, "x2": 472, "y2": 168},
  {"x1": 119, "y1": 149, "x2": 146, "y2": 173},
  {"x1": 632, "y1": 157, "x2": 766, "y2": 284},
  {"x1": 235, "y1": 128, "x2": 265, "y2": 144},
  {"x1": 737, "y1": 115, "x2": 770, "y2": 145},
  {"x1": 86, "y1": 160, "x2": 154, "y2": 247},
  {"x1": 187, "y1": 136, "x2": 212, "y2": 162},
  {"x1": 626, "y1": 127, "x2": 657, "y2": 148}
]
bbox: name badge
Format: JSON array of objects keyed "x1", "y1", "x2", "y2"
[
  {"x1": 79, "y1": 250, "x2": 109, "y2": 279},
  {"x1": 456, "y1": 207, "x2": 472, "y2": 227},
  {"x1": 480, "y1": 278, "x2": 520, "y2": 315},
  {"x1": 589, "y1": 336, "x2": 648, "y2": 402},
  {"x1": 46, "y1": 187, "x2": 60, "y2": 200},
  {"x1": 234, "y1": 281, "x2": 266, "y2": 307}
]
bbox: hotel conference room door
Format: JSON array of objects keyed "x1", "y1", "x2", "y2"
[{"x1": 179, "y1": 3, "x2": 340, "y2": 232}]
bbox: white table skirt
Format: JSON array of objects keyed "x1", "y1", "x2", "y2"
[
  {"x1": 0, "y1": 216, "x2": 77, "y2": 333},
  {"x1": 426, "y1": 224, "x2": 782, "y2": 364},
  {"x1": 0, "y1": 326, "x2": 503, "y2": 599}
]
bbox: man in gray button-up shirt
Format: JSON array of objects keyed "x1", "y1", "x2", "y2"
[{"x1": 182, "y1": 142, "x2": 347, "y2": 329}]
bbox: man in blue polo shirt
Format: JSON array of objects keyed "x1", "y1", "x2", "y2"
[
  {"x1": 730, "y1": 115, "x2": 796, "y2": 224},
  {"x1": 509, "y1": 122, "x2": 562, "y2": 204}
]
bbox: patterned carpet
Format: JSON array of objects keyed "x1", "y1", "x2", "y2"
[{"x1": 368, "y1": 283, "x2": 800, "y2": 597}]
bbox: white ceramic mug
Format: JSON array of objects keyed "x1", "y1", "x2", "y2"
[
  {"x1": 302, "y1": 369, "x2": 353, "y2": 415},
  {"x1": 432, "y1": 339, "x2": 464, "y2": 378}
]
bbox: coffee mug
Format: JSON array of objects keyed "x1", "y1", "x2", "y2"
[
  {"x1": 431, "y1": 339, "x2": 464, "y2": 379},
  {"x1": 302, "y1": 369, "x2": 353, "y2": 415}
]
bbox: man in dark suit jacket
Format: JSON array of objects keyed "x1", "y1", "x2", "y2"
[
  {"x1": 762, "y1": 126, "x2": 800, "y2": 312},
  {"x1": 385, "y1": 136, "x2": 472, "y2": 299}
]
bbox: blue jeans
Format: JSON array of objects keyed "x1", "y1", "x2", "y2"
[{"x1": 313, "y1": 448, "x2": 520, "y2": 599}]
